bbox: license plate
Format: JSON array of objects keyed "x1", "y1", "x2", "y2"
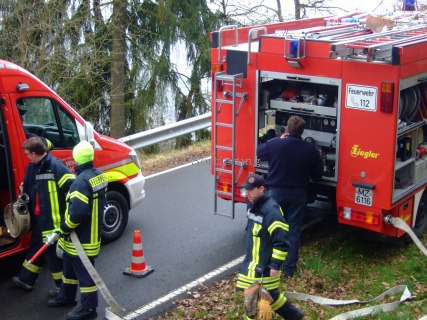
[{"x1": 355, "y1": 187, "x2": 373, "y2": 206}]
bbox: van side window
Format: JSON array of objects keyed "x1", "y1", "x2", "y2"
[{"x1": 17, "y1": 98, "x2": 79, "y2": 149}]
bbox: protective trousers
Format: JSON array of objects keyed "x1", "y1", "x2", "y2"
[
  {"x1": 269, "y1": 187, "x2": 306, "y2": 277},
  {"x1": 61, "y1": 253, "x2": 98, "y2": 309},
  {"x1": 19, "y1": 218, "x2": 62, "y2": 287}
]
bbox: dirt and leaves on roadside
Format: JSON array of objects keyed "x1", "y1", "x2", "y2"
[
  {"x1": 157, "y1": 225, "x2": 426, "y2": 320},
  {"x1": 140, "y1": 140, "x2": 427, "y2": 320},
  {"x1": 138, "y1": 140, "x2": 211, "y2": 177}
]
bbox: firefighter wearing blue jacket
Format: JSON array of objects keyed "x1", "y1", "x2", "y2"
[
  {"x1": 48, "y1": 141, "x2": 107, "y2": 320},
  {"x1": 12, "y1": 137, "x2": 75, "y2": 294},
  {"x1": 237, "y1": 174, "x2": 304, "y2": 320},
  {"x1": 257, "y1": 115, "x2": 323, "y2": 278}
]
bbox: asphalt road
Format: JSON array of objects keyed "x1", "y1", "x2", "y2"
[
  {"x1": 0, "y1": 160, "x2": 250, "y2": 320},
  {"x1": 0, "y1": 160, "x2": 337, "y2": 320}
]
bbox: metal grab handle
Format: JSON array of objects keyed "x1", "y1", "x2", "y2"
[
  {"x1": 248, "y1": 27, "x2": 267, "y2": 65},
  {"x1": 218, "y1": 25, "x2": 238, "y2": 62}
]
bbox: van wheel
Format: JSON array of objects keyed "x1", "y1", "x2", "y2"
[
  {"x1": 413, "y1": 193, "x2": 427, "y2": 238},
  {"x1": 101, "y1": 191, "x2": 129, "y2": 244}
]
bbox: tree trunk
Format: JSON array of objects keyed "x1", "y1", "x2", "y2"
[
  {"x1": 275, "y1": 0, "x2": 283, "y2": 21},
  {"x1": 110, "y1": 0, "x2": 127, "y2": 138},
  {"x1": 294, "y1": 0, "x2": 301, "y2": 19}
]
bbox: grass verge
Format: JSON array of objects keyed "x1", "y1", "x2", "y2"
[{"x1": 159, "y1": 223, "x2": 427, "y2": 319}]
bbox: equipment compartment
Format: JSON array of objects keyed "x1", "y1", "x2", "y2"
[{"x1": 256, "y1": 71, "x2": 341, "y2": 181}]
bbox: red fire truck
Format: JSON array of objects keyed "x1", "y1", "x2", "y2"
[
  {"x1": 211, "y1": 11, "x2": 427, "y2": 239},
  {"x1": 0, "y1": 60, "x2": 145, "y2": 261}
]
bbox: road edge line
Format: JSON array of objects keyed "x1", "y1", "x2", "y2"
[{"x1": 124, "y1": 255, "x2": 244, "y2": 319}]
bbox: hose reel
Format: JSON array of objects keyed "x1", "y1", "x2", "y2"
[{"x1": 4, "y1": 193, "x2": 31, "y2": 238}]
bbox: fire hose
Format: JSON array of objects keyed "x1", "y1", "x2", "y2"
[
  {"x1": 27, "y1": 231, "x2": 126, "y2": 319},
  {"x1": 284, "y1": 217, "x2": 426, "y2": 319},
  {"x1": 4, "y1": 193, "x2": 31, "y2": 239}
]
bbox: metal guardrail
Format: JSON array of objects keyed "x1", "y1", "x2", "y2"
[{"x1": 118, "y1": 112, "x2": 211, "y2": 150}]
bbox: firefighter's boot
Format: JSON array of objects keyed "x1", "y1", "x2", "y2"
[
  {"x1": 11, "y1": 276, "x2": 33, "y2": 291},
  {"x1": 276, "y1": 300, "x2": 304, "y2": 320},
  {"x1": 66, "y1": 305, "x2": 97, "y2": 320},
  {"x1": 48, "y1": 286, "x2": 61, "y2": 297},
  {"x1": 48, "y1": 279, "x2": 61, "y2": 297},
  {"x1": 47, "y1": 296, "x2": 77, "y2": 308}
]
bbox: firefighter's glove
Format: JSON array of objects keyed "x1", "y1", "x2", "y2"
[
  {"x1": 256, "y1": 287, "x2": 273, "y2": 320},
  {"x1": 243, "y1": 282, "x2": 260, "y2": 318}
]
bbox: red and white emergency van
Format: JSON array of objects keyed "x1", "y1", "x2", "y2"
[
  {"x1": 0, "y1": 59, "x2": 145, "y2": 260},
  {"x1": 211, "y1": 11, "x2": 427, "y2": 239}
]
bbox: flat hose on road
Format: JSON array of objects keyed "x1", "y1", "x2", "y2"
[
  {"x1": 284, "y1": 217, "x2": 426, "y2": 319},
  {"x1": 70, "y1": 231, "x2": 126, "y2": 319}
]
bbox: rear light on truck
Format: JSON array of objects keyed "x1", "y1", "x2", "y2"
[
  {"x1": 342, "y1": 207, "x2": 380, "y2": 225},
  {"x1": 217, "y1": 181, "x2": 230, "y2": 193},
  {"x1": 212, "y1": 63, "x2": 223, "y2": 74},
  {"x1": 380, "y1": 82, "x2": 394, "y2": 113},
  {"x1": 212, "y1": 63, "x2": 224, "y2": 92}
]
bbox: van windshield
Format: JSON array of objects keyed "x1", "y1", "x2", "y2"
[{"x1": 17, "y1": 98, "x2": 79, "y2": 149}]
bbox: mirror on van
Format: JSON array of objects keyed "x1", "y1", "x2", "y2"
[{"x1": 83, "y1": 121, "x2": 95, "y2": 146}]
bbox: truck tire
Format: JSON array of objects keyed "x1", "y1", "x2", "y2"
[
  {"x1": 101, "y1": 190, "x2": 129, "y2": 244},
  {"x1": 413, "y1": 192, "x2": 427, "y2": 238}
]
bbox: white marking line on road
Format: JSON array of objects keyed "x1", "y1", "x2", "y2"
[
  {"x1": 123, "y1": 255, "x2": 244, "y2": 319},
  {"x1": 145, "y1": 157, "x2": 211, "y2": 180}
]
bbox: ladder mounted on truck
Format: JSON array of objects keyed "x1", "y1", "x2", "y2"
[
  {"x1": 213, "y1": 72, "x2": 247, "y2": 219},
  {"x1": 331, "y1": 24, "x2": 427, "y2": 62}
]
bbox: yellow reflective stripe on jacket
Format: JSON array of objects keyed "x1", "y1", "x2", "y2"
[
  {"x1": 48, "y1": 180, "x2": 61, "y2": 228},
  {"x1": 80, "y1": 285, "x2": 97, "y2": 293},
  {"x1": 59, "y1": 238, "x2": 101, "y2": 257},
  {"x1": 65, "y1": 212, "x2": 80, "y2": 229},
  {"x1": 42, "y1": 229, "x2": 57, "y2": 242},
  {"x1": 267, "y1": 221, "x2": 289, "y2": 235},
  {"x1": 69, "y1": 191, "x2": 89, "y2": 204},
  {"x1": 248, "y1": 223, "x2": 262, "y2": 278},
  {"x1": 91, "y1": 198, "x2": 98, "y2": 243},
  {"x1": 236, "y1": 273, "x2": 280, "y2": 291},
  {"x1": 272, "y1": 248, "x2": 287, "y2": 261},
  {"x1": 58, "y1": 173, "x2": 75, "y2": 188},
  {"x1": 271, "y1": 293, "x2": 287, "y2": 311}
]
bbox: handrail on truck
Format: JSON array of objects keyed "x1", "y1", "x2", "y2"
[
  {"x1": 247, "y1": 27, "x2": 267, "y2": 65},
  {"x1": 218, "y1": 25, "x2": 238, "y2": 62}
]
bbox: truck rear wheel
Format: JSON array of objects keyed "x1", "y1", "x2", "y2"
[
  {"x1": 101, "y1": 190, "x2": 129, "y2": 244},
  {"x1": 413, "y1": 192, "x2": 427, "y2": 238}
]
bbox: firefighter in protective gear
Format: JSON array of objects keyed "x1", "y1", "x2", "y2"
[
  {"x1": 48, "y1": 141, "x2": 108, "y2": 320},
  {"x1": 237, "y1": 174, "x2": 304, "y2": 320},
  {"x1": 12, "y1": 137, "x2": 75, "y2": 295}
]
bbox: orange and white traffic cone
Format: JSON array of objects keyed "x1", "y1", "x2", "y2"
[{"x1": 123, "y1": 230, "x2": 154, "y2": 278}]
